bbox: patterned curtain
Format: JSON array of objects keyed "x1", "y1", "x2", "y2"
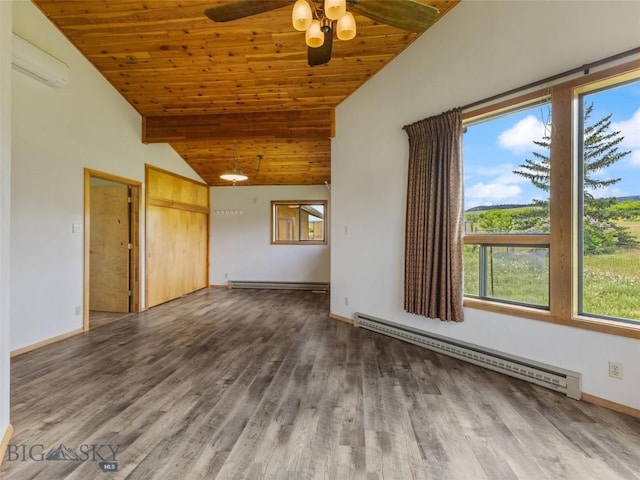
[{"x1": 403, "y1": 108, "x2": 464, "y2": 322}]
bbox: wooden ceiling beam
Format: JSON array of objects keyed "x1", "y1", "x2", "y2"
[
  {"x1": 142, "y1": 108, "x2": 335, "y2": 143},
  {"x1": 151, "y1": 98, "x2": 344, "y2": 116}
]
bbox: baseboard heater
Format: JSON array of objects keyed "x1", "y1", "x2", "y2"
[
  {"x1": 354, "y1": 312, "x2": 581, "y2": 400},
  {"x1": 227, "y1": 281, "x2": 329, "y2": 292}
]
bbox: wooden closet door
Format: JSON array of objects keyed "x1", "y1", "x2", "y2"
[{"x1": 146, "y1": 166, "x2": 209, "y2": 307}]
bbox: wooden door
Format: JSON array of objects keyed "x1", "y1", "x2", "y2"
[
  {"x1": 90, "y1": 183, "x2": 130, "y2": 312},
  {"x1": 146, "y1": 166, "x2": 209, "y2": 308},
  {"x1": 147, "y1": 206, "x2": 208, "y2": 306}
]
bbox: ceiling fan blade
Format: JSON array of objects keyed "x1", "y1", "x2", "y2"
[
  {"x1": 204, "y1": 0, "x2": 291, "y2": 22},
  {"x1": 308, "y1": 26, "x2": 334, "y2": 67},
  {"x1": 347, "y1": 0, "x2": 439, "y2": 33}
]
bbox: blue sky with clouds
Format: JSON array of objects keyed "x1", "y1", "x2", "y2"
[{"x1": 463, "y1": 79, "x2": 640, "y2": 210}]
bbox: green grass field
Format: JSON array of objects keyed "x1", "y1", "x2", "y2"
[
  {"x1": 463, "y1": 246, "x2": 549, "y2": 307},
  {"x1": 582, "y1": 199, "x2": 640, "y2": 320},
  {"x1": 619, "y1": 218, "x2": 640, "y2": 238},
  {"x1": 463, "y1": 213, "x2": 640, "y2": 323},
  {"x1": 583, "y1": 246, "x2": 640, "y2": 321}
]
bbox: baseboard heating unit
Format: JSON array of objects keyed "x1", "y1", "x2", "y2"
[
  {"x1": 354, "y1": 312, "x2": 581, "y2": 400},
  {"x1": 228, "y1": 281, "x2": 329, "y2": 292}
]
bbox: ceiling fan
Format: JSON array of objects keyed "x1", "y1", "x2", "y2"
[{"x1": 204, "y1": 0, "x2": 439, "y2": 66}]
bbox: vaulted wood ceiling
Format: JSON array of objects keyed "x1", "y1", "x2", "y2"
[{"x1": 34, "y1": 0, "x2": 459, "y2": 186}]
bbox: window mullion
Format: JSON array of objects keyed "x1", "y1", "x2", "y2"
[{"x1": 548, "y1": 85, "x2": 575, "y2": 320}]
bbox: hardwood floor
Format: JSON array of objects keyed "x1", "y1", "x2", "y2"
[
  {"x1": 3, "y1": 288, "x2": 640, "y2": 479},
  {"x1": 89, "y1": 310, "x2": 134, "y2": 329}
]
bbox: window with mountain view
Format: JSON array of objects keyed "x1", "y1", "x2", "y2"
[
  {"x1": 577, "y1": 80, "x2": 640, "y2": 323},
  {"x1": 462, "y1": 69, "x2": 640, "y2": 328},
  {"x1": 463, "y1": 100, "x2": 551, "y2": 308}
]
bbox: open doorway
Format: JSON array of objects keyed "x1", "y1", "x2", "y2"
[{"x1": 83, "y1": 169, "x2": 141, "y2": 330}]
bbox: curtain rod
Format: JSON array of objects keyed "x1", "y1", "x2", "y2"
[{"x1": 461, "y1": 46, "x2": 640, "y2": 112}]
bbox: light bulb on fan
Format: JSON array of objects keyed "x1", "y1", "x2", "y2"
[
  {"x1": 305, "y1": 19, "x2": 324, "y2": 48},
  {"x1": 337, "y1": 11, "x2": 356, "y2": 40},
  {"x1": 291, "y1": 0, "x2": 312, "y2": 31},
  {"x1": 324, "y1": 0, "x2": 347, "y2": 21}
]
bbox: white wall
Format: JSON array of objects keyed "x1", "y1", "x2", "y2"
[
  {"x1": 332, "y1": 0, "x2": 640, "y2": 409},
  {"x1": 10, "y1": 1, "x2": 203, "y2": 351},
  {"x1": 0, "y1": 0, "x2": 12, "y2": 441},
  {"x1": 210, "y1": 186, "x2": 330, "y2": 285}
]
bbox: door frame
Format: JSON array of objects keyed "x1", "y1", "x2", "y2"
[{"x1": 83, "y1": 169, "x2": 141, "y2": 331}]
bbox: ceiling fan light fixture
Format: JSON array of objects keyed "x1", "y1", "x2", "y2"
[
  {"x1": 324, "y1": 0, "x2": 346, "y2": 21},
  {"x1": 220, "y1": 167, "x2": 248, "y2": 183},
  {"x1": 336, "y1": 11, "x2": 356, "y2": 40},
  {"x1": 292, "y1": 0, "x2": 313, "y2": 32},
  {"x1": 305, "y1": 19, "x2": 324, "y2": 48}
]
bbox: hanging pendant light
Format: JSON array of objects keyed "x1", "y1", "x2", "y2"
[
  {"x1": 292, "y1": 0, "x2": 312, "y2": 31},
  {"x1": 220, "y1": 167, "x2": 248, "y2": 183},
  {"x1": 220, "y1": 143, "x2": 248, "y2": 184}
]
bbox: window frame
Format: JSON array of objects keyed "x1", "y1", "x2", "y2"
[
  {"x1": 573, "y1": 73, "x2": 640, "y2": 326},
  {"x1": 462, "y1": 60, "x2": 640, "y2": 339},
  {"x1": 465, "y1": 242, "x2": 551, "y2": 310},
  {"x1": 270, "y1": 200, "x2": 328, "y2": 245},
  {"x1": 463, "y1": 94, "x2": 552, "y2": 310}
]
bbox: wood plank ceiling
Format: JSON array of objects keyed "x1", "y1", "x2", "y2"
[{"x1": 33, "y1": 0, "x2": 460, "y2": 186}]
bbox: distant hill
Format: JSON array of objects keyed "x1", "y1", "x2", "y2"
[
  {"x1": 466, "y1": 196, "x2": 640, "y2": 213},
  {"x1": 616, "y1": 195, "x2": 640, "y2": 202},
  {"x1": 465, "y1": 203, "x2": 535, "y2": 212}
]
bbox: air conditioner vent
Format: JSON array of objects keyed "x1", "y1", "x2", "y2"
[{"x1": 12, "y1": 33, "x2": 69, "y2": 88}]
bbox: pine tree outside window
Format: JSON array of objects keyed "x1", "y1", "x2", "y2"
[
  {"x1": 462, "y1": 62, "x2": 640, "y2": 334},
  {"x1": 577, "y1": 83, "x2": 640, "y2": 323}
]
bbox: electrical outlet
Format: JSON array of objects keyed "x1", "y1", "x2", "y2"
[
  {"x1": 224, "y1": 272, "x2": 228, "y2": 279},
  {"x1": 609, "y1": 361, "x2": 623, "y2": 379},
  {"x1": 344, "y1": 297, "x2": 349, "y2": 306},
  {"x1": 75, "y1": 306, "x2": 81, "y2": 316}
]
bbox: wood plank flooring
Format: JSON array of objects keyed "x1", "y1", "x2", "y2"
[
  {"x1": 2, "y1": 288, "x2": 640, "y2": 479},
  {"x1": 89, "y1": 310, "x2": 135, "y2": 329}
]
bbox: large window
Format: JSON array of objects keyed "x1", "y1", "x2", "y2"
[
  {"x1": 464, "y1": 244, "x2": 549, "y2": 308},
  {"x1": 271, "y1": 201, "x2": 327, "y2": 245},
  {"x1": 462, "y1": 62, "x2": 640, "y2": 334},
  {"x1": 577, "y1": 81, "x2": 640, "y2": 323},
  {"x1": 463, "y1": 100, "x2": 551, "y2": 308}
]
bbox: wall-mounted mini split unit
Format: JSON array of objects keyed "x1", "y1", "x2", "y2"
[{"x1": 11, "y1": 33, "x2": 69, "y2": 88}]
